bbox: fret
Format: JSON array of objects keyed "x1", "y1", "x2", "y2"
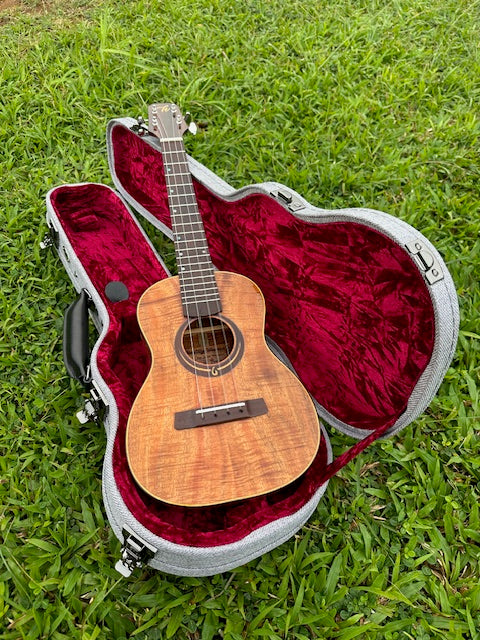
[
  {"x1": 167, "y1": 182, "x2": 192, "y2": 190},
  {"x1": 167, "y1": 185, "x2": 195, "y2": 191},
  {"x1": 176, "y1": 249, "x2": 210, "y2": 256},
  {"x1": 181, "y1": 295, "x2": 221, "y2": 303},
  {"x1": 176, "y1": 249, "x2": 208, "y2": 256},
  {"x1": 180, "y1": 282, "x2": 218, "y2": 290},
  {"x1": 179, "y1": 271, "x2": 216, "y2": 279},
  {"x1": 176, "y1": 250, "x2": 209, "y2": 258},
  {"x1": 174, "y1": 229, "x2": 211, "y2": 237},
  {"x1": 181, "y1": 291, "x2": 218, "y2": 300},
  {"x1": 168, "y1": 195, "x2": 198, "y2": 203},
  {"x1": 180, "y1": 286, "x2": 220, "y2": 294},
  {"x1": 164, "y1": 171, "x2": 192, "y2": 178},
  {"x1": 176, "y1": 253, "x2": 210, "y2": 260},
  {"x1": 162, "y1": 160, "x2": 190, "y2": 167},
  {"x1": 170, "y1": 204, "x2": 202, "y2": 212},
  {"x1": 180, "y1": 278, "x2": 217, "y2": 287},
  {"x1": 177, "y1": 257, "x2": 211, "y2": 265},
  {"x1": 179, "y1": 260, "x2": 214, "y2": 269},
  {"x1": 180, "y1": 284, "x2": 217, "y2": 290},
  {"x1": 172, "y1": 218, "x2": 204, "y2": 225},
  {"x1": 158, "y1": 130, "x2": 221, "y2": 316},
  {"x1": 179, "y1": 274, "x2": 215, "y2": 283},
  {"x1": 178, "y1": 266, "x2": 217, "y2": 278},
  {"x1": 180, "y1": 278, "x2": 216, "y2": 289},
  {"x1": 163, "y1": 156, "x2": 189, "y2": 164},
  {"x1": 168, "y1": 195, "x2": 197, "y2": 203},
  {"x1": 180, "y1": 282, "x2": 218, "y2": 289},
  {"x1": 181, "y1": 290, "x2": 218, "y2": 298},
  {"x1": 166, "y1": 179, "x2": 195, "y2": 186},
  {"x1": 176, "y1": 254, "x2": 210, "y2": 262},
  {"x1": 162, "y1": 146, "x2": 188, "y2": 154},
  {"x1": 175, "y1": 235, "x2": 206, "y2": 244},
  {"x1": 166, "y1": 183, "x2": 196, "y2": 191},
  {"x1": 162, "y1": 141, "x2": 187, "y2": 149}
]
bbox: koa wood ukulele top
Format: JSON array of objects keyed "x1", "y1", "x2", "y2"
[{"x1": 126, "y1": 103, "x2": 320, "y2": 507}]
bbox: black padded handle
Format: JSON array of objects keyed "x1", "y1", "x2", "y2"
[{"x1": 63, "y1": 290, "x2": 91, "y2": 386}]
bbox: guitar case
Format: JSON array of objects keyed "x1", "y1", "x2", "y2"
[{"x1": 45, "y1": 115, "x2": 459, "y2": 577}]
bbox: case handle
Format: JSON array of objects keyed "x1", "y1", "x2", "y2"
[
  {"x1": 63, "y1": 290, "x2": 91, "y2": 386},
  {"x1": 319, "y1": 419, "x2": 395, "y2": 485}
]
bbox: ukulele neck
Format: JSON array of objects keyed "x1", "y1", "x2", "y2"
[{"x1": 162, "y1": 138, "x2": 221, "y2": 318}]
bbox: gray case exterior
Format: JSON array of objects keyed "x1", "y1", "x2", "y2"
[{"x1": 44, "y1": 117, "x2": 459, "y2": 576}]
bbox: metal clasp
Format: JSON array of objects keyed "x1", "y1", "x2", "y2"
[
  {"x1": 406, "y1": 239, "x2": 444, "y2": 285},
  {"x1": 115, "y1": 526, "x2": 157, "y2": 577},
  {"x1": 76, "y1": 379, "x2": 109, "y2": 424},
  {"x1": 130, "y1": 116, "x2": 149, "y2": 136},
  {"x1": 40, "y1": 224, "x2": 59, "y2": 250},
  {"x1": 271, "y1": 189, "x2": 305, "y2": 213},
  {"x1": 40, "y1": 233, "x2": 54, "y2": 250}
]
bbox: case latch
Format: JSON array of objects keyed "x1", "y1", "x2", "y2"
[
  {"x1": 130, "y1": 116, "x2": 149, "y2": 136},
  {"x1": 406, "y1": 240, "x2": 444, "y2": 285},
  {"x1": 115, "y1": 526, "x2": 157, "y2": 577},
  {"x1": 76, "y1": 380, "x2": 109, "y2": 424},
  {"x1": 40, "y1": 225, "x2": 59, "y2": 250},
  {"x1": 271, "y1": 189, "x2": 305, "y2": 213}
]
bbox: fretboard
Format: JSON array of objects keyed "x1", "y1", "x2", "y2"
[{"x1": 162, "y1": 138, "x2": 221, "y2": 318}]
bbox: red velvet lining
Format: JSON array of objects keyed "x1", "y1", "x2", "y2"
[
  {"x1": 49, "y1": 125, "x2": 435, "y2": 546},
  {"x1": 111, "y1": 125, "x2": 435, "y2": 432},
  {"x1": 50, "y1": 184, "x2": 329, "y2": 547}
]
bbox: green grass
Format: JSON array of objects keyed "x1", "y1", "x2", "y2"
[{"x1": 0, "y1": 0, "x2": 479, "y2": 638}]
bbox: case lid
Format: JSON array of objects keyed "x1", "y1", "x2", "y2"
[{"x1": 105, "y1": 116, "x2": 459, "y2": 471}]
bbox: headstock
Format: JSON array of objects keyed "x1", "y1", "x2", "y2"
[{"x1": 147, "y1": 103, "x2": 196, "y2": 142}]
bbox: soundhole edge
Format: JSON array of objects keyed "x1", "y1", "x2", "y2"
[{"x1": 175, "y1": 315, "x2": 244, "y2": 377}]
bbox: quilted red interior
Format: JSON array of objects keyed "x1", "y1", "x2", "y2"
[{"x1": 48, "y1": 125, "x2": 435, "y2": 546}]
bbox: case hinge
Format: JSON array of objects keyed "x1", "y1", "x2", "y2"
[
  {"x1": 115, "y1": 526, "x2": 157, "y2": 577},
  {"x1": 406, "y1": 240, "x2": 444, "y2": 285},
  {"x1": 271, "y1": 189, "x2": 305, "y2": 213}
]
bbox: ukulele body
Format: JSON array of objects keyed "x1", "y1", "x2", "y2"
[{"x1": 126, "y1": 271, "x2": 320, "y2": 507}]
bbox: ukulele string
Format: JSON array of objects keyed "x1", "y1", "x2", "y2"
[
  {"x1": 177, "y1": 143, "x2": 231, "y2": 408},
  {"x1": 170, "y1": 138, "x2": 236, "y2": 409},
  {"x1": 164, "y1": 140, "x2": 208, "y2": 410},
  {"x1": 167, "y1": 139, "x2": 223, "y2": 407},
  {"x1": 174, "y1": 138, "x2": 241, "y2": 408}
]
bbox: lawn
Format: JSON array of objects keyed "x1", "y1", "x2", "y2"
[{"x1": 0, "y1": 0, "x2": 479, "y2": 638}]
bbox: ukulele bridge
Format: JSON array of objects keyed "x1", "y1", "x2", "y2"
[{"x1": 174, "y1": 398, "x2": 268, "y2": 430}]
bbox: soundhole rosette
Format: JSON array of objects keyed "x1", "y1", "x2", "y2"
[{"x1": 174, "y1": 315, "x2": 244, "y2": 377}]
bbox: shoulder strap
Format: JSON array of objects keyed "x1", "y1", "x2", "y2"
[{"x1": 318, "y1": 419, "x2": 395, "y2": 484}]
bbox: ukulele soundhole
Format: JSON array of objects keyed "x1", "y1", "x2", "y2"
[
  {"x1": 175, "y1": 315, "x2": 244, "y2": 377},
  {"x1": 183, "y1": 317, "x2": 234, "y2": 364}
]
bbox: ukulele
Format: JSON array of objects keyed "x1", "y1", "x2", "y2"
[{"x1": 126, "y1": 103, "x2": 320, "y2": 507}]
